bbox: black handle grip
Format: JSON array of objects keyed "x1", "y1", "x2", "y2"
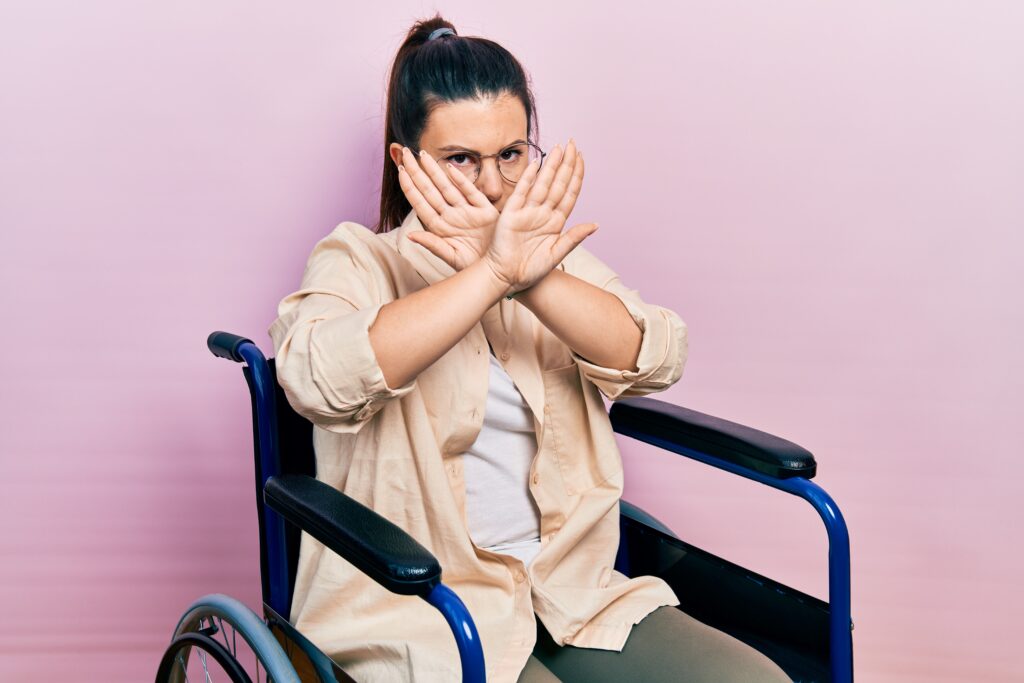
[{"x1": 207, "y1": 331, "x2": 255, "y2": 362}]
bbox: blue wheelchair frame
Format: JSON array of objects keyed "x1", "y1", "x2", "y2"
[{"x1": 206, "y1": 331, "x2": 853, "y2": 682}]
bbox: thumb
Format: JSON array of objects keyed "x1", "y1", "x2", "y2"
[
  {"x1": 409, "y1": 232, "x2": 457, "y2": 269},
  {"x1": 551, "y1": 222, "x2": 598, "y2": 264}
]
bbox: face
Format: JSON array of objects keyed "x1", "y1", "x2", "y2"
[{"x1": 389, "y1": 92, "x2": 528, "y2": 213}]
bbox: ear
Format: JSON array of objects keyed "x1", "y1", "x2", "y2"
[{"x1": 388, "y1": 142, "x2": 404, "y2": 169}]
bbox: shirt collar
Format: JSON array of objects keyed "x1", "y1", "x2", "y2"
[{"x1": 394, "y1": 209, "x2": 455, "y2": 288}]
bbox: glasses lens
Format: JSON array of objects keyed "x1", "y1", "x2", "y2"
[
  {"x1": 448, "y1": 153, "x2": 481, "y2": 182},
  {"x1": 499, "y1": 143, "x2": 543, "y2": 183}
]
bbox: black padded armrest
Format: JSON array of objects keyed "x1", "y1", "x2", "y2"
[
  {"x1": 609, "y1": 397, "x2": 816, "y2": 479},
  {"x1": 264, "y1": 474, "x2": 441, "y2": 596}
]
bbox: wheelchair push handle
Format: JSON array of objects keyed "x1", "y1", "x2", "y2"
[{"x1": 207, "y1": 331, "x2": 256, "y2": 363}]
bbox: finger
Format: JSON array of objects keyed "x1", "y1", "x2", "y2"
[
  {"x1": 408, "y1": 231, "x2": 457, "y2": 269},
  {"x1": 525, "y1": 143, "x2": 564, "y2": 208},
  {"x1": 553, "y1": 150, "x2": 584, "y2": 219},
  {"x1": 550, "y1": 222, "x2": 599, "y2": 264},
  {"x1": 502, "y1": 157, "x2": 543, "y2": 213},
  {"x1": 402, "y1": 147, "x2": 452, "y2": 217},
  {"x1": 417, "y1": 150, "x2": 468, "y2": 208},
  {"x1": 445, "y1": 162, "x2": 492, "y2": 209},
  {"x1": 397, "y1": 163, "x2": 443, "y2": 229},
  {"x1": 544, "y1": 138, "x2": 578, "y2": 210}
]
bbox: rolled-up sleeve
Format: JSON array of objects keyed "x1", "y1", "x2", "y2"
[
  {"x1": 562, "y1": 245, "x2": 689, "y2": 401},
  {"x1": 267, "y1": 224, "x2": 416, "y2": 434}
]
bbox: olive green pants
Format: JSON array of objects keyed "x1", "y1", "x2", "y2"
[{"x1": 517, "y1": 605, "x2": 792, "y2": 683}]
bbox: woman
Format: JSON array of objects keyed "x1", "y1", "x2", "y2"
[{"x1": 269, "y1": 14, "x2": 792, "y2": 683}]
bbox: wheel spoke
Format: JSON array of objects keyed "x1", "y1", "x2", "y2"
[
  {"x1": 215, "y1": 616, "x2": 235, "y2": 658},
  {"x1": 199, "y1": 649, "x2": 212, "y2": 683},
  {"x1": 176, "y1": 651, "x2": 191, "y2": 683}
]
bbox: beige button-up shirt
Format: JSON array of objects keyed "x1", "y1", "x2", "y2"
[{"x1": 268, "y1": 209, "x2": 689, "y2": 682}]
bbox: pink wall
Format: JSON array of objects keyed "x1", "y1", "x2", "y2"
[{"x1": 2, "y1": 2, "x2": 1021, "y2": 680}]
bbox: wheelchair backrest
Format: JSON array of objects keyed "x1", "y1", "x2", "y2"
[{"x1": 242, "y1": 358, "x2": 315, "y2": 618}]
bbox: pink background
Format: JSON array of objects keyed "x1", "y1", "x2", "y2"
[{"x1": 2, "y1": 2, "x2": 1021, "y2": 681}]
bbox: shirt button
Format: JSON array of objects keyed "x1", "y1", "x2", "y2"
[
  {"x1": 500, "y1": 351, "x2": 510, "y2": 361},
  {"x1": 515, "y1": 569, "x2": 527, "y2": 583}
]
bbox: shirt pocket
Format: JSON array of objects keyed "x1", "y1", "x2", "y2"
[{"x1": 542, "y1": 363, "x2": 619, "y2": 495}]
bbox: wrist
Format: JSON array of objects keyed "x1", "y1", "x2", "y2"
[
  {"x1": 505, "y1": 281, "x2": 532, "y2": 300},
  {"x1": 512, "y1": 267, "x2": 560, "y2": 305},
  {"x1": 471, "y1": 257, "x2": 514, "y2": 301}
]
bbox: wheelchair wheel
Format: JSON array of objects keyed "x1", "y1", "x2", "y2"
[
  {"x1": 157, "y1": 593, "x2": 301, "y2": 683},
  {"x1": 157, "y1": 629, "x2": 251, "y2": 682}
]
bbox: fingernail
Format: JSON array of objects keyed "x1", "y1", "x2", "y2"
[
  {"x1": 398, "y1": 164, "x2": 405, "y2": 172},
  {"x1": 420, "y1": 150, "x2": 428, "y2": 158}
]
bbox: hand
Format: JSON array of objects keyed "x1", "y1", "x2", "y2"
[
  {"x1": 482, "y1": 138, "x2": 598, "y2": 294},
  {"x1": 396, "y1": 146, "x2": 499, "y2": 271}
]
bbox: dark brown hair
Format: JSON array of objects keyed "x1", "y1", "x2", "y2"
[{"x1": 375, "y1": 13, "x2": 540, "y2": 233}]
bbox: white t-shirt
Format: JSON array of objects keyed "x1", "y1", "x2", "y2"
[{"x1": 462, "y1": 350, "x2": 543, "y2": 567}]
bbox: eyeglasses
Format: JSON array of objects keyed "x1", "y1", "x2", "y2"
[{"x1": 412, "y1": 142, "x2": 546, "y2": 185}]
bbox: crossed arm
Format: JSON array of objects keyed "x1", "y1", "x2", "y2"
[
  {"x1": 367, "y1": 255, "x2": 641, "y2": 391},
  {"x1": 516, "y1": 268, "x2": 642, "y2": 372}
]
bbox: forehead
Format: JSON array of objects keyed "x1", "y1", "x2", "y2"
[{"x1": 420, "y1": 93, "x2": 527, "y2": 151}]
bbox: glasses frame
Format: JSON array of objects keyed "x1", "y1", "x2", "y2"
[{"x1": 410, "y1": 141, "x2": 547, "y2": 185}]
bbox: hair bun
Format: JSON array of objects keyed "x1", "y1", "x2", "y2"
[{"x1": 427, "y1": 27, "x2": 456, "y2": 41}]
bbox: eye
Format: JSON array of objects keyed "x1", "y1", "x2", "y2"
[
  {"x1": 499, "y1": 148, "x2": 523, "y2": 163},
  {"x1": 447, "y1": 153, "x2": 475, "y2": 167}
]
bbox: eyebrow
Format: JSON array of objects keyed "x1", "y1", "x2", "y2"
[{"x1": 436, "y1": 139, "x2": 527, "y2": 154}]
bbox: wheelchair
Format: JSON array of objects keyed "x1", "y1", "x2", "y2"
[{"x1": 155, "y1": 331, "x2": 853, "y2": 683}]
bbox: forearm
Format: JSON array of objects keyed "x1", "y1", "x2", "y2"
[
  {"x1": 516, "y1": 268, "x2": 642, "y2": 371},
  {"x1": 369, "y1": 259, "x2": 507, "y2": 388}
]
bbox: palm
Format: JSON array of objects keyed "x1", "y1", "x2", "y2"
[
  {"x1": 396, "y1": 147, "x2": 498, "y2": 271},
  {"x1": 418, "y1": 203, "x2": 498, "y2": 271},
  {"x1": 482, "y1": 139, "x2": 599, "y2": 293},
  {"x1": 489, "y1": 205, "x2": 565, "y2": 286}
]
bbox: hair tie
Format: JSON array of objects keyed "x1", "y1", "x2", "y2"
[{"x1": 427, "y1": 27, "x2": 455, "y2": 41}]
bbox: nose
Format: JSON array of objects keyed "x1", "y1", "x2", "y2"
[{"x1": 476, "y1": 161, "x2": 504, "y2": 205}]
